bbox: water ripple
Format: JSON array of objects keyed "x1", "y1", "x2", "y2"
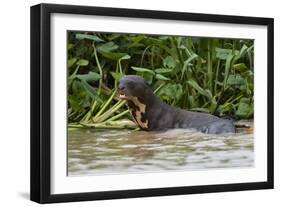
[{"x1": 68, "y1": 128, "x2": 254, "y2": 176}]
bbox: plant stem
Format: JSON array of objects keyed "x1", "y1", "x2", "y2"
[
  {"x1": 207, "y1": 39, "x2": 213, "y2": 93},
  {"x1": 92, "y1": 43, "x2": 103, "y2": 95},
  {"x1": 154, "y1": 83, "x2": 165, "y2": 94},
  {"x1": 82, "y1": 43, "x2": 103, "y2": 122},
  {"x1": 94, "y1": 100, "x2": 126, "y2": 123},
  {"x1": 214, "y1": 59, "x2": 221, "y2": 95},
  {"x1": 106, "y1": 109, "x2": 129, "y2": 122},
  {"x1": 81, "y1": 101, "x2": 97, "y2": 122},
  {"x1": 80, "y1": 120, "x2": 136, "y2": 129},
  {"x1": 140, "y1": 46, "x2": 151, "y2": 67},
  {"x1": 94, "y1": 89, "x2": 117, "y2": 119}
]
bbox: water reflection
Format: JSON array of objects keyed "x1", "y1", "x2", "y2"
[{"x1": 68, "y1": 128, "x2": 254, "y2": 176}]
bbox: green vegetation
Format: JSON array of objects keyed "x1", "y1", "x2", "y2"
[{"x1": 67, "y1": 31, "x2": 254, "y2": 128}]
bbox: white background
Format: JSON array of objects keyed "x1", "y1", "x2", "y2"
[{"x1": 0, "y1": 0, "x2": 279, "y2": 206}]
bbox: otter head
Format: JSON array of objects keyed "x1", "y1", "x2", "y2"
[
  {"x1": 118, "y1": 75, "x2": 153, "y2": 130},
  {"x1": 118, "y1": 75, "x2": 151, "y2": 101}
]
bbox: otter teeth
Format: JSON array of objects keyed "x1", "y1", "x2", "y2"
[{"x1": 119, "y1": 94, "x2": 126, "y2": 98}]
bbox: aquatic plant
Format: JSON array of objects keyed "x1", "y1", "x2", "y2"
[{"x1": 67, "y1": 32, "x2": 254, "y2": 128}]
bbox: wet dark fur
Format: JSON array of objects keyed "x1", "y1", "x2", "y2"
[{"x1": 118, "y1": 75, "x2": 235, "y2": 134}]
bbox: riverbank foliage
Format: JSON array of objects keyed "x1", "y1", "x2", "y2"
[{"x1": 67, "y1": 31, "x2": 254, "y2": 127}]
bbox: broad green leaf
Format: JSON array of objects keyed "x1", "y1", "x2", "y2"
[
  {"x1": 142, "y1": 36, "x2": 163, "y2": 46},
  {"x1": 238, "y1": 44, "x2": 248, "y2": 58},
  {"x1": 68, "y1": 43, "x2": 75, "y2": 50},
  {"x1": 187, "y1": 80, "x2": 212, "y2": 100},
  {"x1": 181, "y1": 53, "x2": 198, "y2": 80},
  {"x1": 155, "y1": 74, "x2": 171, "y2": 81},
  {"x1": 110, "y1": 72, "x2": 123, "y2": 81},
  {"x1": 107, "y1": 34, "x2": 121, "y2": 40},
  {"x1": 236, "y1": 102, "x2": 253, "y2": 118},
  {"x1": 232, "y1": 63, "x2": 248, "y2": 71},
  {"x1": 184, "y1": 53, "x2": 198, "y2": 64},
  {"x1": 76, "y1": 72, "x2": 100, "y2": 82},
  {"x1": 215, "y1": 48, "x2": 238, "y2": 60},
  {"x1": 155, "y1": 68, "x2": 173, "y2": 74},
  {"x1": 163, "y1": 56, "x2": 176, "y2": 68},
  {"x1": 219, "y1": 103, "x2": 234, "y2": 114},
  {"x1": 129, "y1": 35, "x2": 145, "y2": 47},
  {"x1": 205, "y1": 90, "x2": 214, "y2": 101},
  {"x1": 157, "y1": 83, "x2": 183, "y2": 101},
  {"x1": 216, "y1": 48, "x2": 231, "y2": 59},
  {"x1": 99, "y1": 51, "x2": 129, "y2": 61},
  {"x1": 178, "y1": 45, "x2": 192, "y2": 57},
  {"x1": 209, "y1": 96, "x2": 218, "y2": 113},
  {"x1": 143, "y1": 73, "x2": 154, "y2": 85},
  {"x1": 131, "y1": 66, "x2": 155, "y2": 75},
  {"x1": 240, "y1": 97, "x2": 251, "y2": 104},
  {"x1": 190, "y1": 108, "x2": 210, "y2": 113},
  {"x1": 68, "y1": 95, "x2": 82, "y2": 111},
  {"x1": 97, "y1": 42, "x2": 118, "y2": 52},
  {"x1": 71, "y1": 80, "x2": 82, "y2": 94},
  {"x1": 119, "y1": 54, "x2": 131, "y2": 61},
  {"x1": 80, "y1": 80, "x2": 103, "y2": 104},
  {"x1": 75, "y1": 34, "x2": 104, "y2": 42},
  {"x1": 68, "y1": 58, "x2": 77, "y2": 68},
  {"x1": 76, "y1": 59, "x2": 89, "y2": 66},
  {"x1": 188, "y1": 96, "x2": 195, "y2": 108},
  {"x1": 227, "y1": 74, "x2": 245, "y2": 85},
  {"x1": 158, "y1": 36, "x2": 169, "y2": 40},
  {"x1": 247, "y1": 45, "x2": 254, "y2": 69},
  {"x1": 223, "y1": 55, "x2": 234, "y2": 89}
]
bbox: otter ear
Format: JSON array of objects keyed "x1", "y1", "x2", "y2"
[
  {"x1": 144, "y1": 80, "x2": 150, "y2": 87},
  {"x1": 143, "y1": 77, "x2": 152, "y2": 86}
]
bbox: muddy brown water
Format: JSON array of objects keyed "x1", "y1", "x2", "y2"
[{"x1": 67, "y1": 126, "x2": 254, "y2": 176}]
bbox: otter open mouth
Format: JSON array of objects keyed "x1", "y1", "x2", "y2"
[{"x1": 119, "y1": 93, "x2": 126, "y2": 99}]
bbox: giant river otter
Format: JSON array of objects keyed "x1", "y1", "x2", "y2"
[{"x1": 118, "y1": 75, "x2": 235, "y2": 134}]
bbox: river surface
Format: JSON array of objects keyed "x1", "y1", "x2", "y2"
[{"x1": 68, "y1": 128, "x2": 254, "y2": 176}]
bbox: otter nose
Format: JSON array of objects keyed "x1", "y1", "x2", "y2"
[{"x1": 118, "y1": 85, "x2": 125, "y2": 91}]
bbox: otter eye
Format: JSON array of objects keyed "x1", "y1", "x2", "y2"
[{"x1": 127, "y1": 81, "x2": 135, "y2": 88}]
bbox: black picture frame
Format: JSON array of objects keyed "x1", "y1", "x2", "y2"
[{"x1": 30, "y1": 3, "x2": 274, "y2": 204}]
